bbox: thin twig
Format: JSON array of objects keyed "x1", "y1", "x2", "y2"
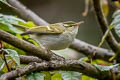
[
  {"x1": 82, "y1": 0, "x2": 89, "y2": 16},
  {"x1": 93, "y1": 0, "x2": 119, "y2": 52},
  {"x1": 2, "y1": 52, "x2": 10, "y2": 72}
]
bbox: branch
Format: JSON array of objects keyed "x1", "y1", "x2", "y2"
[
  {"x1": 0, "y1": 30, "x2": 117, "y2": 80},
  {"x1": 0, "y1": 29, "x2": 116, "y2": 62},
  {"x1": 70, "y1": 39, "x2": 114, "y2": 61},
  {"x1": 92, "y1": 0, "x2": 119, "y2": 52},
  {"x1": 0, "y1": 30, "x2": 64, "y2": 61},
  {"x1": 1, "y1": 60, "x2": 119, "y2": 80},
  {"x1": 7, "y1": 0, "x2": 49, "y2": 26},
  {"x1": 20, "y1": 55, "x2": 42, "y2": 64}
]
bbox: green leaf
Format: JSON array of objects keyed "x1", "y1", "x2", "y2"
[
  {"x1": 60, "y1": 71, "x2": 81, "y2": 80},
  {"x1": 18, "y1": 21, "x2": 36, "y2": 28},
  {"x1": 79, "y1": 57, "x2": 88, "y2": 62},
  {"x1": 25, "y1": 72, "x2": 45, "y2": 80},
  {"x1": 34, "y1": 72, "x2": 44, "y2": 80},
  {"x1": 0, "y1": 14, "x2": 26, "y2": 34},
  {"x1": 3, "y1": 42, "x2": 26, "y2": 55},
  {"x1": 3, "y1": 49, "x2": 20, "y2": 66},
  {"x1": 112, "y1": 10, "x2": 120, "y2": 38},
  {"x1": 42, "y1": 71, "x2": 51, "y2": 80},
  {"x1": 109, "y1": 10, "x2": 120, "y2": 61},
  {"x1": 26, "y1": 73, "x2": 35, "y2": 80},
  {"x1": 0, "y1": 57, "x2": 6, "y2": 72},
  {"x1": 112, "y1": 10, "x2": 120, "y2": 18},
  {"x1": 0, "y1": 14, "x2": 25, "y2": 24},
  {"x1": 0, "y1": 23, "x2": 23, "y2": 34},
  {"x1": 94, "y1": 64, "x2": 119, "y2": 71},
  {"x1": 82, "y1": 75, "x2": 97, "y2": 80},
  {"x1": 19, "y1": 21, "x2": 36, "y2": 28},
  {"x1": 0, "y1": 62, "x2": 8, "y2": 72},
  {"x1": 0, "y1": 59, "x2": 11, "y2": 73},
  {"x1": 51, "y1": 73, "x2": 62, "y2": 80},
  {"x1": 0, "y1": 14, "x2": 37, "y2": 35}
]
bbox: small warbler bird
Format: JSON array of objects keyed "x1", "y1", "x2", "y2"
[{"x1": 22, "y1": 21, "x2": 83, "y2": 50}]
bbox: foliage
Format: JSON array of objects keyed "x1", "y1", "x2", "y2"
[
  {"x1": 94, "y1": 64, "x2": 119, "y2": 71},
  {"x1": 2, "y1": 49, "x2": 20, "y2": 66},
  {"x1": 0, "y1": 10, "x2": 38, "y2": 78},
  {"x1": 82, "y1": 75, "x2": 97, "y2": 80},
  {"x1": 112, "y1": 10, "x2": 120, "y2": 38},
  {"x1": 25, "y1": 72, "x2": 45, "y2": 80},
  {"x1": 108, "y1": 10, "x2": 120, "y2": 61},
  {"x1": 61, "y1": 71, "x2": 81, "y2": 80}
]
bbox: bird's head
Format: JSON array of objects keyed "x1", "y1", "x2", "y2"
[{"x1": 62, "y1": 21, "x2": 84, "y2": 31}]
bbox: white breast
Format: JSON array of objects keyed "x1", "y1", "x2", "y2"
[{"x1": 31, "y1": 27, "x2": 78, "y2": 50}]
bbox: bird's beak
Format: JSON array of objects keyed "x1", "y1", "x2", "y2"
[{"x1": 76, "y1": 21, "x2": 84, "y2": 27}]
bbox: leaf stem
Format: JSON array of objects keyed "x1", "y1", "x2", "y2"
[{"x1": 2, "y1": 52, "x2": 10, "y2": 72}]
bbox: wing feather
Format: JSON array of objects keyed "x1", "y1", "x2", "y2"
[{"x1": 21, "y1": 24, "x2": 65, "y2": 35}]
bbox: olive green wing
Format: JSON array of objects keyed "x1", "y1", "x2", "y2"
[{"x1": 21, "y1": 24, "x2": 65, "y2": 35}]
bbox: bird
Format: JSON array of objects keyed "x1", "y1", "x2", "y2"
[{"x1": 21, "y1": 21, "x2": 84, "y2": 50}]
